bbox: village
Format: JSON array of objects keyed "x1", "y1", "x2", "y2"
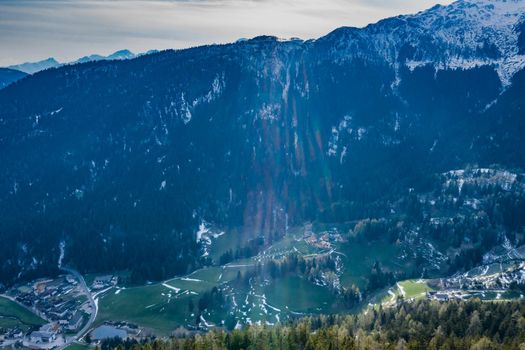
[
  {"x1": 0, "y1": 272, "x2": 126, "y2": 349},
  {"x1": 302, "y1": 223, "x2": 346, "y2": 250}
]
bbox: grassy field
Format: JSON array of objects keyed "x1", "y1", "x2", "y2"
[
  {"x1": 220, "y1": 264, "x2": 257, "y2": 283},
  {"x1": 338, "y1": 240, "x2": 404, "y2": 289},
  {"x1": 64, "y1": 343, "x2": 91, "y2": 350},
  {"x1": 0, "y1": 296, "x2": 46, "y2": 332},
  {"x1": 264, "y1": 276, "x2": 335, "y2": 313},
  {"x1": 96, "y1": 284, "x2": 198, "y2": 336},
  {"x1": 172, "y1": 264, "x2": 258, "y2": 285},
  {"x1": 207, "y1": 227, "x2": 261, "y2": 263},
  {"x1": 397, "y1": 280, "x2": 433, "y2": 299},
  {"x1": 96, "y1": 265, "x2": 241, "y2": 335},
  {"x1": 94, "y1": 226, "x2": 411, "y2": 332},
  {"x1": 186, "y1": 267, "x2": 223, "y2": 283},
  {"x1": 95, "y1": 262, "x2": 338, "y2": 333},
  {"x1": 375, "y1": 279, "x2": 433, "y2": 307}
]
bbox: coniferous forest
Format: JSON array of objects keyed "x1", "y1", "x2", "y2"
[{"x1": 98, "y1": 300, "x2": 525, "y2": 350}]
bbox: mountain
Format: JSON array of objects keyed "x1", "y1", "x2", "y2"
[
  {"x1": 323, "y1": 0, "x2": 525, "y2": 86},
  {"x1": 107, "y1": 49, "x2": 136, "y2": 60},
  {"x1": 72, "y1": 50, "x2": 137, "y2": 64},
  {"x1": 0, "y1": 0, "x2": 524, "y2": 286},
  {"x1": 73, "y1": 54, "x2": 106, "y2": 64},
  {"x1": 7, "y1": 58, "x2": 60, "y2": 74},
  {"x1": 5, "y1": 50, "x2": 139, "y2": 75},
  {"x1": 0, "y1": 68, "x2": 27, "y2": 89}
]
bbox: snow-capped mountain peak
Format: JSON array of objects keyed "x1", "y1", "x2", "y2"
[
  {"x1": 322, "y1": 0, "x2": 525, "y2": 86},
  {"x1": 407, "y1": 0, "x2": 525, "y2": 85}
]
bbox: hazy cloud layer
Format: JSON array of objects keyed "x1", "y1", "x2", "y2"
[{"x1": 0, "y1": 0, "x2": 453, "y2": 66}]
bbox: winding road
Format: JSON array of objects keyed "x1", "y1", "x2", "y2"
[{"x1": 57, "y1": 267, "x2": 98, "y2": 349}]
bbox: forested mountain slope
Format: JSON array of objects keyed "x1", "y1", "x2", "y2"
[{"x1": 0, "y1": 0, "x2": 524, "y2": 285}]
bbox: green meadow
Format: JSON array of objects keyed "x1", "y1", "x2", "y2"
[{"x1": 0, "y1": 296, "x2": 45, "y2": 332}]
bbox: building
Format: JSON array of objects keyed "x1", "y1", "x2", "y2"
[
  {"x1": 427, "y1": 291, "x2": 449, "y2": 302},
  {"x1": 92, "y1": 275, "x2": 116, "y2": 289},
  {"x1": 10, "y1": 329, "x2": 24, "y2": 339},
  {"x1": 29, "y1": 331, "x2": 56, "y2": 343},
  {"x1": 50, "y1": 308, "x2": 68, "y2": 319},
  {"x1": 67, "y1": 312, "x2": 84, "y2": 331},
  {"x1": 66, "y1": 276, "x2": 77, "y2": 285}
]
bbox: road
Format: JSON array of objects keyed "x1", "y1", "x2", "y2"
[{"x1": 58, "y1": 266, "x2": 98, "y2": 349}]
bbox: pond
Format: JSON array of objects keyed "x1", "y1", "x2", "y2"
[{"x1": 91, "y1": 325, "x2": 127, "y2": 340}]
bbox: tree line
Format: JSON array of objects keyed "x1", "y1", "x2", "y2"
[{"x1": 98, "y1": 299, "x2": 525, "y2": 350}]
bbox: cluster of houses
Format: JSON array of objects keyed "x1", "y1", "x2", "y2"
[
  {"x1": 14, "y1": 277, "x2": 88, "y2": 333},
  {"x1": 0, "y1": 328, "x2": 25, "y2": 346},
  {"x1": 0, "y1": 275, "x2": 92, "y2": 348},
  {"x1": 26, "y1": 323, "x2": 61, "y2": 348},
  {"x1": 91, "y1": 275, "x2": 118, "y2": 290},
  {"x1": 303, "y1": 223, "x2": 346, "y2": 249},
  {"x1": 0, "y1": 322, "x2": 64, "y2": 348},
  {"x1": 426, "y1": 291, "x2": 465, "y2": 302},
  {"x1": 1, "y1": 273, "x2": 123, "y2": 349}
]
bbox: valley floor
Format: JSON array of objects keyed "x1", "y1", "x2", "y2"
[{"x1": 2, "y1": 223, "x2": 525, "y2": 348}]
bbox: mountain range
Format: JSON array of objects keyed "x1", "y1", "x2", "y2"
[
  {"x1": 0, "y1": 50, "x2": 162, "y2": 89},
  {"x1": 0, "y1": 0, "x2": 524, "y2": 286},
  {"x1": 0, "y1": 50, "x2": 158, "y2": 89},
  {"x1": 6, "y1": 58, "x2": 61, "y2": 75},
  {"x1": 4, "y1": 50, "x2": 146, "y2": 74}
]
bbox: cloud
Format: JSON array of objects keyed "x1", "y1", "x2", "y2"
[{"x1": 0, "y1": 0, "x2": 453, "y2": 66}]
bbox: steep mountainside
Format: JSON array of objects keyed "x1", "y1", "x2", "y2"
[{"x1": 0, "y1": 0, "x2": 524, "y2": 285}]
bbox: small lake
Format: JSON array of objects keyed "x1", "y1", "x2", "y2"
[{"x1": 91, "y1": 325, "x2": 127, "y2": 340}]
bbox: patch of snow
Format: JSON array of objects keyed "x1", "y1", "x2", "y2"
[
  {"x1": 340, "y1": 146, "x2": 347, "y2": 164},
  {"x1": 162, "y1": 283, "x2": 181, "y2": 293},
  {"x1": 180, "y1": 278, "x2": 202, "y2": 282},
  {"x1": 196, "y1": 221, "x2": 210, "y2": 242},
  {"x1": 57, "y1": 241, "x2": 65, "y2": 269},
  {"x1": 200, "y1": 315, "x2": 215, "y2": 327},
  {"x1": 180, "y1": 93, "x2": 192, "y2": 124}
]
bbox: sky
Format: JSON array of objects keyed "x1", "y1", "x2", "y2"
[{"x1": 0, "y1": 0, "x2": 454, "y2": 67}]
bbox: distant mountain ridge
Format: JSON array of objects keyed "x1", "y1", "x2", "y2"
[
  {"x1": 72, "y1": 49, "x2": 140, "y2": 64},
  {"x1": 0, "y1": 0, "x2": 524, "y2": 285},
  {"x1": 6, "y1": 57, "x2": 60, "y2": 74},
  {"x1": 4, "y1": 49, "x2": 156, "y2": 74}
]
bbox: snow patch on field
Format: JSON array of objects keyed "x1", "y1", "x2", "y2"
[
  {"x1": 162, "y1": 283, "x2": 181, "y2": 293},
  {"x1": 180, "y1": 278, "x2": 202, "y2": 282}
]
